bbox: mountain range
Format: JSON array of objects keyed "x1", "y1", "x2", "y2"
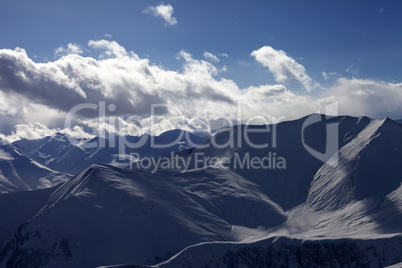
[
  {"x1": 12, "y1": 130, "x2": 207, "y2": 175},
  {"x1": 0, "y1": 129, "x2": 207, "y2": 194},
  {"x1": 0, "y1": 115, "x2": 401, "y2": 267}
]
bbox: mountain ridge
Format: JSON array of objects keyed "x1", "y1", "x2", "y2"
[{"x1": 0, "y1": 115, "x2": 401, "y2": 267}]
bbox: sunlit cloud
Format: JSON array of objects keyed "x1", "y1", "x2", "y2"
[
  {"x1": 143, "y1": 3, "x2": 178, "y2": 26},
  {"x1": 251, "y1": 46, "x2": 319, "y2": 91},
  {"x1": 0, "y1": 40, "x2": 401, "y2": 142},
  {"x1": 54, "y1": 43, "x2": 83, "y2": 58},
  {"x1": 203, "y1": 51, "x2": 220, "y2": 63}
]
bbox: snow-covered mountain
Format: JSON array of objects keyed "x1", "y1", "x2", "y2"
[
  {"x1": 155, "y1": 116, "x2": 402, "y2": 267},
  {"x1": 0, "y1": 144, "x2": 71, "y2": 193},
  {"x1": 1, "y1": 115, "x2": 402, "y2": 267},
  {"x1": 12, "y1": 130, "x2": 208, "y2": 176},
  {"x1": 0, "y1": 164, "x2": 287, "y2": 267}
]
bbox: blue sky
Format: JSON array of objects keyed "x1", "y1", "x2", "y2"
[
  {"x1": 1, "y1": 0, "x2": 401, "y2": 86},
  {"x1": 0, "y1": 0, "x2": 402, "y2": 140}
]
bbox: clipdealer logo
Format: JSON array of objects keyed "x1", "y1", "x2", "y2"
[
  {"x1": 63, "y1": 101, "x2": 340, "y2": 172},
  {"x1": 302, "y1": 101, "x2": 339, "y2": 167},
  {"x1": 129, "y1": 151, "x2": 286, "y2": 173}
]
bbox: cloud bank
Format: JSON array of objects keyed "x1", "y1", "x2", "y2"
[{"x1": 0, "y1": 40, "x2": 401, "y2": 142}]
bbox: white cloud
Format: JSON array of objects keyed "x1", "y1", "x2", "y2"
[
  {"x1": 322, "y1": 71, "x2": 339, "y2": 80},
  {"x1": 237, "y1": 60, "x2": 250, "y2": 66},
  {"x1": 330, "y1": 78, "x2": 402, "y2": 119},
  {"x1": 245, "y1": 84, "x2": 286, "y2": 98},
  {"x1": 7, "y1": 122, "x2": 54, "y2": 142},
  {"x1": 1, "y1": 41, "x2": 402, "y2": 141},
  {"x1": 54, "y1": 43, "x2": 83, "y2": 58},
  {"x1": 203, "y1": 51, "x2": 220, "y2": 63},
  {"x1": 0, "y1": 122, "x2": 94, "y2": 144},
  {"x1": 0, "y1": 149, "x2": 14, "y2": 160},
  {"x1": 0, "y1": 41, "x2": 320, "y2": 140},
  {"x1": 251, "y1": 46, "x2": 319, "y2": 91},
  {"x1": 88, "y1": 39, "x2": 128, "y2": 58},
  {"x1": 346, "y1": 64, "x2": 359, "y2": 77},
  {"x1": 143, "y1": 3, "x2": 178, "y2": 26},
  {"x1": 176, "y1": 49, "x2": 192, "y2": 62},
  {"x1": 219, "y1": 53, "x2": 229, "y2": 58}
]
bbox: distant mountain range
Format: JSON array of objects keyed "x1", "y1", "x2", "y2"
[
  {"x1": 0, "y1": 115, "x2": 401, "y2": 267},
  {"x1": 12, "y1": 129, "x2": 208, "y2": 175},
  {"x1": 0, "y1": 129, "x2": 207, "y2": 193},
  {"x1": 0, "y1": 144, "x2": 71, "y2": 193}
]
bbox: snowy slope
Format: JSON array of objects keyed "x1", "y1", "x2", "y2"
[
  {"x1": 13, "y1": 133, "x2": 83, "y2": 171},
  {"x1": 1, "y1": 115, "x2": 402, "y2": 267},
  {"x1": 308, "y1": 118, "x2": 402, "y2": 211},
  {"x1": 151, "y1": 116, "x2": 402, "y2": 267},
  {"x1": 0, "y1": 164, "x2": 286, "y2": 267},
  {"x1": 0, "y1": 187, "x2": 55, "y2": 248},
  {"x1": 154, "y1": 236, "x2": 402, "y2": 267},
  {"x1": 0, "y1": 144, "x2": 71, "y2": 193},
  {"x1": 176, "y1": 115, "x2": 373, "y2": 210},
  {"x1": 13, "y1": 130, "x2": 207, "y2": 175}
]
